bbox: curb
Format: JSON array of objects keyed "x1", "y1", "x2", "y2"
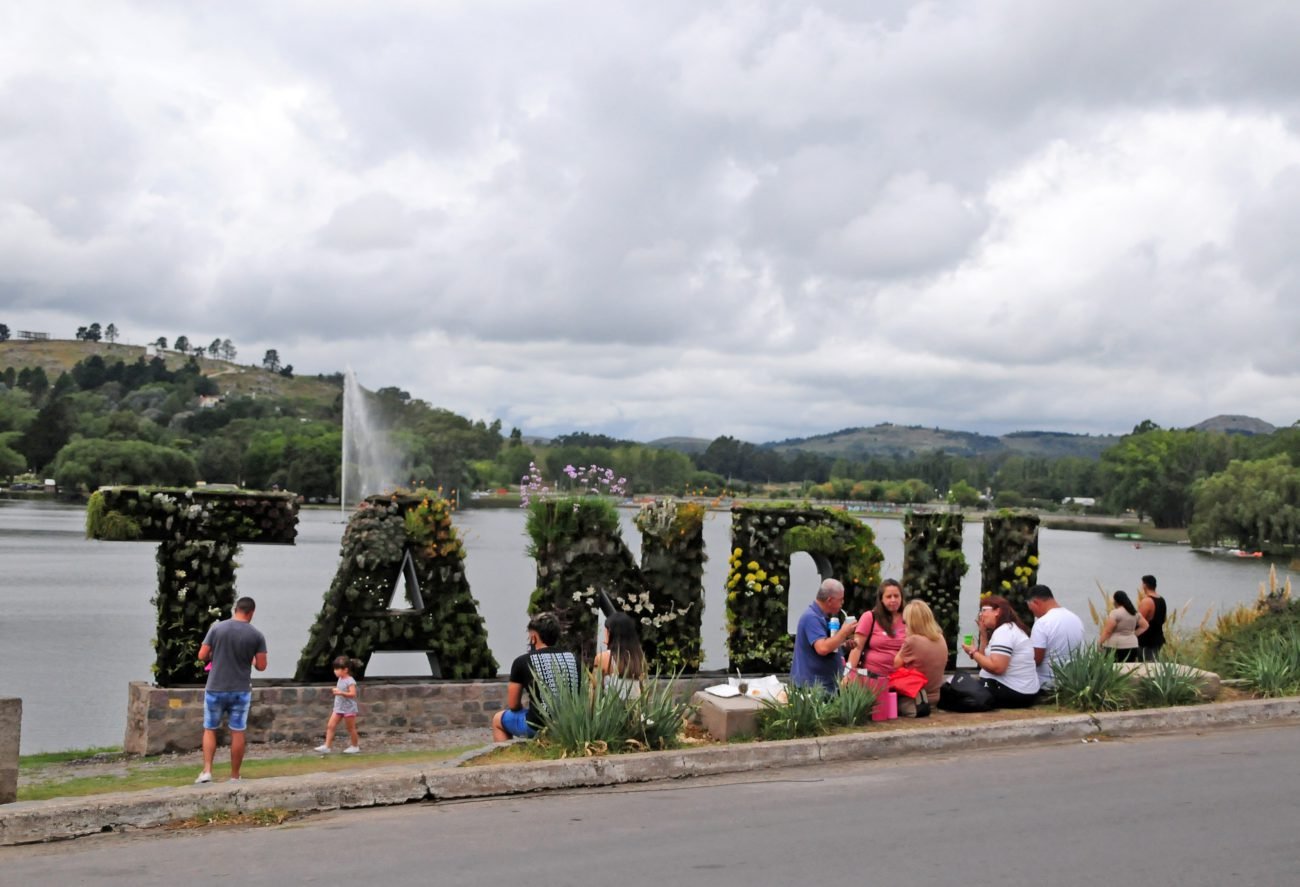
[{"x1": 4, "y1": 697, "x2": 1299, "y2": 846}]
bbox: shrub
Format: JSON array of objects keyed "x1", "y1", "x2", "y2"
[
  {"x1": 530, "y1": 666, "x2": 694, "y2": 755},
  {"x1": 532, "y1": 666, "x2": 633, "y2": 755},
  {"x1": 757, "y1": 685, "x2": 831, "y2": 740},
  {"x1": 827, "y1": 680, "x2": 878, "y2": 728},
  {"x1": 1210, "y1": 599, "x2": 1300, "y2": 676},
  {"x1": 1133, "y1": 658, "x2": 1205, "y2": 708},
  {"x1": 632, "y1": 672, "x2": 694, "y2": 750},
  {"x1": 1050, "y1": 643, "x2": 1136, "y2": 712},
  {"x1": 1226, "y1": 630, "x2": 1300, "y2": 698}
]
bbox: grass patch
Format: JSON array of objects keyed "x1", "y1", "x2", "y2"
[
  {"x1": 20, "y1": 746, "x2": 122, "y2": 768},
  {"x1": 18, "y1": 746, "x2": 477, "y2": 802}
]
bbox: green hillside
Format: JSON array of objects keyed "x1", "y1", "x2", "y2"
[{"x1": 0, "y1": 339, "x2": 340, "y2": 408}]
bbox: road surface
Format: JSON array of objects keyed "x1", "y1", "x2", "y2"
[{"x1": 4, "y1": 723, "x2": 1298, "y2": 885}]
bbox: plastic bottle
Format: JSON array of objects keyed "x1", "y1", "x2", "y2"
[{"x1": 828, "y1": 615, "x2": 841, "y2": 635}]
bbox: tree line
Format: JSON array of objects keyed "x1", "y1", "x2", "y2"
[{"x1": 2, "y1": 347, "x2": 1298, "y2": 552}]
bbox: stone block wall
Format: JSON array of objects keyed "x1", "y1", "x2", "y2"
[
  {"x1": 0, "y1": 697, "x2": 19, "y2": 804},
  {"x1": 125, "y1": 680, "x2": 509, "y2": 755}
]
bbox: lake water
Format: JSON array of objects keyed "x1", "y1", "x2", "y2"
[{"x1": 0, "y1": 500, "x2": 1284, "y2": 752}]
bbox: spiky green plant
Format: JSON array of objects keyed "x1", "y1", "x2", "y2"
[
  {"x1": 827, "y1": 679, "x2": 878, "y2": 727},
  {"x1": 1133, "y1": 658, "x2": 1205, "y2": 708},
  {"x1": 1050, "y1": 643, "x2": 1137, "y2": 712},
  {"x1": 756, "y1": 685, "x2": 832, "y2": 740},
  {"x1": 1226, "y1": 630, "x2": 1300, "y2": 697}
]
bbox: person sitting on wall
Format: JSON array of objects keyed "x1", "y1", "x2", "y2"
[
  {"x1": 893, "y1": 600, "x2": 948, "y2": 708},
  {"x1": 791, "y1": 578, "x2": 858, "y2": 693},
  {"x1": 1026, "y1": 584, "x2": 1085, "y2": 693},
  {"x1": 962, "y1": 595, "x2": 1040, "y2": 708},
  {"x1": 846, "y1": 579, "x2": 907, "y2": 678},
  {"x1": 594, "y1": 611, "x2": 646, "y2": 700},
  {"x1": 492, "y1": 612, "x2": 580, "y2": 741}
]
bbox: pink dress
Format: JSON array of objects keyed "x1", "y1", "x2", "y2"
[{"x1": 854, "y1": 612, "x2": 906, "y2": 676}]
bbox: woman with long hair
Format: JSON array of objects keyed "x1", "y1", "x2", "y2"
[
  {"x1": 594, "y1": 612, "x2": 646, "y2": 699},
  {"x1": 1099, "y1": 589, "x2": 1148, "y2": 663},
  {"x1": 893, "y1": 600, "x2": 948, "y2": 706},
  {"x1": 961, "y1": 595, "x2": 1039, "y2": 707},
  {"x1": 845, "y1": 579, "x2": 907, "y2": 677}
]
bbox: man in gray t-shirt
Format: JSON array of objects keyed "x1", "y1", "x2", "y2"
[{"x1": 195, "y1": 596, "x2": 268, "y2": 784}]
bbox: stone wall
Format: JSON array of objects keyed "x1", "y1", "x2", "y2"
[
  {"x1": 125, "y1": 680, "x2": 509, "y2": 755},
  {"x1": 0, "y1": 697, "x2": 19, "y2": 804}
]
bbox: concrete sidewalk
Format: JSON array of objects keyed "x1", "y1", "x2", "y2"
[{"x1": 3, "y1": 697, "x2": 1299, "y2": 847}]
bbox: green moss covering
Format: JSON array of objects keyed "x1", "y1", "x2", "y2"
[
  {"x1": 294, "y1": 493, "x2": 497, "y2": 681},
  {"x1": 725, "y1": 505, "x2": 882, "y2": 674}
]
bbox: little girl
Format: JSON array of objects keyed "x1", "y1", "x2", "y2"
[{"x1": 315, "y1": 656, "x2": 362, "y2": 754}]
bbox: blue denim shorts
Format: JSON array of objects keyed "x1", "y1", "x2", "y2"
[
  {"x1": 499, "y1": 709, "x2": 537, "y2": 739},
  {"x1": 204, "y1": 691, "x2": 252, "y2": 731}
]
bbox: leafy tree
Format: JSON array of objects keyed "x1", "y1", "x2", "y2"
[
  {"x1": 174, "y1": 335, "x2": 190, "y2": 353},
  {"x1": 262, "y1": 349, "x2": 281, "y2": 372},
  {"x1": 16, "y1": 366, "x2": 49, "y2": 402},
  {"x1": 153, "y1": 337, "x2": 168, "y2": 350},
  {"x1": 1190, "y1": 455, "x2": 1300, "y2": 551},
  {"x1": 0, "y1": 323, "x2": 9, "y2": 342},
  {"x1": 75, "y1": 326, "x2": 88, "y2": 340},
  {"x1": 0, "y1": 436, "x2": 24, "y2": 480},
  {"x1": 196, "y1": 437, "x2": 243, "y2": 484},
  {"x1": 1099, "y1": 428, "x2": 1239, "y2": 527},
  {"x1": 508, "y1": 426, "x2": 523, "y2": 448},
  {"x1": 208, "y1": 338, "x2": 222, "y2": 358},
  {"x1": 50, "y1": 438, "x2": 198, "y2": 490},
  {"x1": 85, "y1": 322, "x2": 102, "y2": 342},
  {"x1": 220, "y1": 339, "x2": 236, "y2": 361},
  {"x1": 948, "y1": 479, "x2": 983, "y2": 508},
  {"x1": 104, "y1": 323, "x2": 118, "y2": 344},
  {"x1": 279, "y1": 364, "x2": 294, "y2": 378},
  {"x1": 18, "y1": 396, "x2": 79, "y2": 470}
]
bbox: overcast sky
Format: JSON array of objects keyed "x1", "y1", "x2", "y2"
[{"x1": 3, "y1": 2, "x2": 1299, "y2": 443}]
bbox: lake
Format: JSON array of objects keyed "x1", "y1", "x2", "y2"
[{"x1": 0, "y1": 500, "x2": 1283, "y2": 752}]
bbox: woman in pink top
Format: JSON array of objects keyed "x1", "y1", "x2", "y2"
[{"x1": 846, "y1": 579, "x2": 907, "y2": 677}]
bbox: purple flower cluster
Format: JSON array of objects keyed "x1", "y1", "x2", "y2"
[{"x1": 519, "y1": 461, "x2": 629, "y2": 507}]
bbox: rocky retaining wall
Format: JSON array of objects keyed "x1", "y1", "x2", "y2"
[{"x1": 125, "y1": 680, "x2": 509, "y2": 755}]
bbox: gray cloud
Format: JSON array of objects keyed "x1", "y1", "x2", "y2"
[{"x1": 4, "y1": 2, "x2": 1300, "y2": 440}]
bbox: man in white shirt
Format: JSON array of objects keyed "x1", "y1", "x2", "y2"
[{"x1": 1026, "y1": 585, "x2": 1085, "y2": 691}]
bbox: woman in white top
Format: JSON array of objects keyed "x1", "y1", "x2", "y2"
[
  {"x1": 1099, "y1": 590, "x2": 1148, "y2": 663},
  {"x1": 961, "y1": 595, "x2": 1040, "y2": 707},
  {"x1": 594, "y1": 612, "x2": 645, "y2": 699}
]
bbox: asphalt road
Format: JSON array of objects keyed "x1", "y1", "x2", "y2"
[{"x1": 5, "y1": 724, "x2": 1299, "y2": 886}]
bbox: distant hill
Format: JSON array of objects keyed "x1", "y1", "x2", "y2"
[
  {"x1": 647, "y1": 436, "x2": 712, "y2": 455},
  {"x1": 768, "y1": 423, "x2": 1120, "y2": 460},
  {"x1": 1188, "y1": 414, "x2": 1276, "y2": 435},
  {"x1": 0, "y1": 339, "x2": 341, "y2": 406}
]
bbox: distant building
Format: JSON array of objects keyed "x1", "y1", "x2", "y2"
[
  {"x1": 16, "y1": 330, "x2": 50, "y2": 341},
  {"x1": 1062, "y1": 496, "x2": 1096, "y2": 507}
]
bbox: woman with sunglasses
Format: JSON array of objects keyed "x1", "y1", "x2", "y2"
[{"x1": 961, "y1": 595, "x2": 1039, "y2": 707}]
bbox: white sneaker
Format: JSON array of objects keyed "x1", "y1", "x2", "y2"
[
  {"x1": 194, "y1": 771, "x2": 212, "y2": 784},
  {"x1": 314, "y1": 744, "x2": 331, "y2": 753},
  {"x1": 343, "y1": 746, "x2": 360, "y2": 754}
]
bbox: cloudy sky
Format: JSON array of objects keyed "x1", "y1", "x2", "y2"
[{"x1": 3, "y1": 2, "x2": 1300, "y2": 442}]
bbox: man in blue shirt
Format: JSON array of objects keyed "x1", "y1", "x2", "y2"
[{"x1": 791, "y1": 578, "x2": 858, "y2": 692}]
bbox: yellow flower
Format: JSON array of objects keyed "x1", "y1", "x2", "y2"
[{"x1": 746, "y1": 561, "x2": 760, "y2": 571}]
